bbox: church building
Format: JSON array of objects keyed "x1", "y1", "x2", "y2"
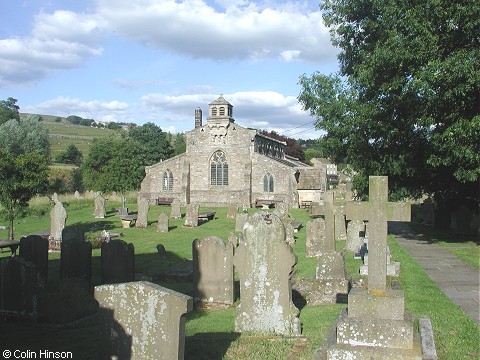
[{"x1": 139, "y1": 96, "x2": 325, "y2": 208}]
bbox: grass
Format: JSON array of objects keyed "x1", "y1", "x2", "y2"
[{"x1": 0, "y1": 198, "x2": 479, "y2": 359}]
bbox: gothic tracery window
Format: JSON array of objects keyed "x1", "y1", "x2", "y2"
[
  {"x1": 163, "y1": 169, "x2": 173, "y2": 192},
  {"x1": 210, "y1": 150, "x2": 228, "y2": 186},
  {"x1": 263, "y1": 173, "x2": 274, "y2": 192}
]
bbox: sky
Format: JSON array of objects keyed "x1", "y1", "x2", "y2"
[{"x1": 0, "y1": 0, "x2": 339, "y2": 140}]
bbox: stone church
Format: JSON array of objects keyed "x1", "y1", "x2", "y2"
[{"x1": 139, "y1": 96, "x2": 325, "y2": 208}]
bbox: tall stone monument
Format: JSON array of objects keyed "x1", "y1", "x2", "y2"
[
  {"x1": 233, "y1": 212, "x2": 301, "y2": 336},
  {"x1": 184, "y1": 204, "x2": 199, "y2": 227},
  {"x1": 94, "y1": 192, "x2": 106, "y2": 218},
  {"x1": 136, "y1": 194, "x2": 149, "y2": 228},
  {"x1": 317, "y1": 176, "x2": 434, "y2": 359},
  {"x1": 50, "y1": 193, "x2": 67, "y2": 246}
]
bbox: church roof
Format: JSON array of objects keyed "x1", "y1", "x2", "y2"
[{"x1": 209, "y1": 95, "x2": 232, "y2": 106}]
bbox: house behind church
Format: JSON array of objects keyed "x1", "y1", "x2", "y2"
[{"x1": 139, "y1": 96, "x2": 325, "y2": 208}]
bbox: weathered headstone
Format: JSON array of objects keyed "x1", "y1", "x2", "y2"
[
  {"x1": 74, "y1": 190, "x2": 81, "y2": 199},
  {"x1": 136, "y1": 195, "x2": 149, "y2": 228},
  {"x1": 184, "y1": 203, "x2": 199, "y2": 227},
  {"x1": 95, "y1": 281, "x2": 193, "y2": 360},
  {"x1": 235, "y1": 212, "x2": 248, "y2": 232},
  {"x1": 333, "y1": 205, "x2": 347, "y2": 241},
  {"x1": 101, "y1": 240, "x2": 135, "y2": 284},
  {"x1": 94, "y1": 192, "x2": 106, "y2": 218},
  {"x1": 273, "y1": 201, "x2": 289, "y2": 223},
  {"x1": 228, "y1": 232, "x2": 238, "y2": 247},
  {"x1": 346, "y1": 219, "x2": 365, "y2": 252},
  {"x1": 19, "y1": 235, "x2": 48, "y2": 289},
  {"x1": 227, "y1": 204, "x2": 238, "y2": 219},
  {"x1": 157, "y1": 213, "x2": 169, "y2": 233},
  {"x1": 50, "y1": 193, "x2": 67, "y2": 244},
  {"x1": 360, "y1": 245, "x2": 400, "y2": 277},
  {"x1": 233, "y1": 212, "x2": 301, "y2": 335},
  {"x1": 306, "y1": 217, "x2": 327, "y2": 257},
  {"x1": 170, "y1": 198, "x2": 182, "y2": 219},
  {"x1": 60, "y1": 235, "x2": 92, "y2": 292},
  {"x1": 0, "y1": 257, "x2": 40, "y2": 319},
  {"x1": 192, "y1": 237, "x2": 234, "y2": 305},
  {"x1": 316, "y1": 176, "x2": 431, "y2": 359},
  {"x1": 285, "y1": 222, "x2": 295, "y2": 246}
]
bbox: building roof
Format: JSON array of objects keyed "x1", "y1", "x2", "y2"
[{"x1": 209, "y1": 95, "x2": 232, "y2": 107}]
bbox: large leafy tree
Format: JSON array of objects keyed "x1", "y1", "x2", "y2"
[
  {"x1": 0, "y1": 115, "x2": 50, "y2": 158},
  {"x1": 82, "y1": 133, "x2": 148, "y2": 193},
  {"x1": 0, "y1": 148, "x2": 49, "y2": 240},
  {"x1": 129, "y1": 122, "x2": 174, "y2": 165},
  {"x1": 56, "y1": 144, "x2": 83, "y2": 165},
  {"x1": 0, "y1": 97, "x2": 20, "y2": 125},
  {"x1": 299, "y1": 0, "x2": 479, "y2": 208}
]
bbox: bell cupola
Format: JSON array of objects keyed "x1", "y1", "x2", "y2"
[{"x1": 207, "y1": 95, "x2": 234, "y2": 126}]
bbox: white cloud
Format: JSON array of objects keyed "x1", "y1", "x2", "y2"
[
  {"x1": 0, "y1": 10, "x2": 104, "y2": 87},
  {"x1": 96, "y1": 0, "x2": 335, "y2": 62},
  {"x1": 22, "y1": 96, "x2": 128, "y2": 122}
]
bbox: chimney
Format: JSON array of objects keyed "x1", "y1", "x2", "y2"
[{"x1": 195, "y1": 107, "x2": 202, "y2": 128}]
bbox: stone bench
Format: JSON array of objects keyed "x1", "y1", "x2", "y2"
[
  {"x1": 253, "y1": 199, "x2": 283, "y2": 209},
  {"x1": 198, "y1": 212, "x2": 216, "y2": 221},
  {"x1": 290, "y1": 221, "x2": 303, "y2": 233},
  {"x1": 155, "y1": 197, "x2": 174, "y2": 206}
]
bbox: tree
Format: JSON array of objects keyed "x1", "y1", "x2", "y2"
[
  {"x1": 299, "y1": 0, "x2": 479, "y2": 207},
  {"x1": 0, "y1": 97, "x2": 20, "y2": 125},
  {"x1": 0, "y1": 116, "x2": 51, "y2": 158},
  {"x1": 129, "y1": 122, "x2": 174, "y2": 165},
  {"x1": 82, "y1": 133, "x2": 148, "y2": 193},
  {"x1": 56, "y1": 144, "x2": 83, "y2": 165},
  {"x1": 173, "y1": 133, "x2": 186, "y2": 155},
  {"x1": 0, "y1": 148, "x2": 49, "y2": 240}
]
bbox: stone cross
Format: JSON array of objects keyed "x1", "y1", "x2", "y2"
[{"x1": 345, "y1": 176, "x2": 410, "y2": 291}]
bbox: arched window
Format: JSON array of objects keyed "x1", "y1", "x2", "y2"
[
  {"x1": 212, "y1": 107, "x2": 217, "y2": 116},
  {"x1": 219, "y1": 106, "x2": 225, "y2": 116},
  {"x1": 263, "y1": 173, "x2": 274, "y2": 192},
  {"x1": 210, "y1": 150, "x2": 228, "y2": 186},
  {"x1": 163, "y1": 169, "x2": 173, "y2": 192}
]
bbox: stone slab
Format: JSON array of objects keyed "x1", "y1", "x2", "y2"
[{"x1": 348, "y1": 287, "x2": 404, "y2": 320}]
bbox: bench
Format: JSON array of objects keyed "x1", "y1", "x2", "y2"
[
  {"x1": 198, "y1": 212, "x2": 216, "y2": 221},
  {"x1": 290, "y1": 221, "x2": 303, "y2": 233},
  {"x1": 253, "y1": 199, "x2": 283, "y2": 209},
  {"x1": 156, "y1": 197, "x2": 174, "y2": 206}
]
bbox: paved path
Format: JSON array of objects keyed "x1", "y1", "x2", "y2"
[{"x1": 388, "y1": 222, "x2": 480, "y2": 324}]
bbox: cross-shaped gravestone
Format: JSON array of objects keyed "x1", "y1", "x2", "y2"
[
  {"x1": 314, "y1": 190, "x2": 336, "y2": 251},
  {"x1": 346, "y1": 176, "x2": 410, "y2": 291}
]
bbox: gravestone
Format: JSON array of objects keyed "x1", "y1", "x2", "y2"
[
  {"x1": 273, "y1": 201, "x2": 289, "y2": 223},
  {"x1": 285, "y1": 222, "x2": 295, "y2": 246},
  {"x1": 157, "y1": 213, "x2": 169, "y2": 233},
  {"x1": 184, "y1": 203, "x2": 199, "y2": 227},
  {"x1": 60, "y1": 234, "x2": 92, "y2": 293},
  {"x1": 233, "y1": 212, "x2": 301, "y2": 335},
  {"x1": 74, "y1": 190, "x2": 81, "y2": 199},
  {"x1": 227, "y1": 204, "x2": 238, "y2": 219},
  {"x1": 94, "y1": 192, "x2": 106, "y2": 218},
  {"x1": 170, "y1": 198, "x2": 182, "y2": 219},
  {"x1": 19, "y1": 235, "x2": 48, "y2": 289},
  {"x1": 0, "y1": 257, "x2": 40, "y2": 319},
  {"x1": 136, "y1": 195, "x2": 149, "y2": 228},
  {"x1": 235, "y1": 213, "x2": 248, "y2": 232},
  {"x1": 360, "y1": 245, "x2": 400, "y2": 276},
  {"x1": 192, "y1": 237, "x2": 234, "y2": 305},
  {"x1": 101, "y1": 240, "x2": 135, "y2": 284},
  {"x1": 95, "y1": 281, "x2": 193, "y2": 360},
  {"x1": 50, "y1": 193, "x2": 67, "y2": 245},
  {"x1": 306, "y1": 218, "x2": 326, "y2": 257},
  {"x1": 333, "y1": 205, "x2": 347, "y2": 241},
  {"x1": 317, "y1": 176, "x2": 432, "y2": 359},
  {"x1": 346, "y1": 219, "x2": 365, "y2": 252},
  {"x1": 228, "y1": 232, "x2": 238, "y2": 247}
]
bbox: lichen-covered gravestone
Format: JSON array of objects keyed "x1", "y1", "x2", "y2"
[
  {"x1": 184, "y1": 204, "x2": 199, "y2": 227},
  {"x1": 233, "y1": 212, "x2": 301, "y2": 335},
  {"x1": 157, "y1": 213, "x2": 169, "y2": 233},
  {"x1": 285, "y1": 222, "x2": 295, "y2": 246},
  {"x1": 136, "y1": 195, "x2": 149, "y2": 228},
  {"x1": 101, "y1": 240, "x2": 135, "y2": 284},
  {"x1": 346, "y1": 219, "x2": 365, "y2": 252},
  {"x1": 305, "y1": 217, "x2": 326, "y2": 257},
  {"x1": 94, "y1": 192, "x2": 106, "y2": 218},
  {"x1": 95, "y1": 281, "x2": 193, "y2": 360},
  {"x1": 50, "y1": 193, "x2": 67, "y2": 247},
  {"x1": 192, "y1": 236, "x2": 234, "y2": 305},
  {"x1": 19, "y1": 235, "x2": 49, "y2": 289},
  {"x1": 170, "y1": 198, "x2": 182, "y2": 219}
]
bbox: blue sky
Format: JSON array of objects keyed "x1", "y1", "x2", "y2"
[{"x1": 0, "y1": 0, "x2": 339, "y2": 139}]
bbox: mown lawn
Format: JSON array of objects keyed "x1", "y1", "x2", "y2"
[{"x1": 0, "y1": 198, "x2": 478, "y2": 359}]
